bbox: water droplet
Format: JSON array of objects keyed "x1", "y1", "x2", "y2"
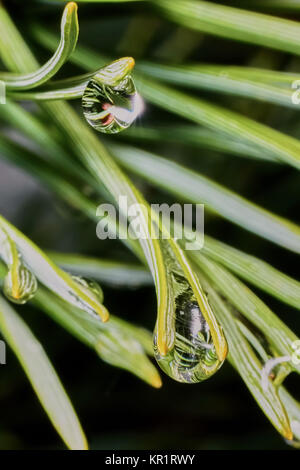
[
  {"x1": 153, "y1": 241, "x2": 224, "y2": 383},
  {"x1": 82, "y1": 58, "x2": 143, "y2": 134},
  {"x1": 4, "y1": 264, "x2": 38, "y2": 304},
  {"x1": 71, "y1": 275, "x2": 104, "y2": 304},
  {"x1": 154, "y1": 293, "x2": 222, "y2": 383},
  {"x1": 0, "y1": 228, "x2": 38, "y2": 304}
]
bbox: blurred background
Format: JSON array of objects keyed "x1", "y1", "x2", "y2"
[{"x1": 0, "y1": 0, "x2": 299, "y2": 449}]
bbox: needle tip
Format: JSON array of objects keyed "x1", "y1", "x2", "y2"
[
  {"x1": 99, "y1": 306, "x2": 110, "y2": 323},
  {"x1": 67, "y1": 2, "x2": 78, "y2": 13},
  {"x1": 152, "y1": 375, "x2": 163, "y2": 389}
]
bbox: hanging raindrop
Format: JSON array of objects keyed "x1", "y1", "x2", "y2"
[
  {"x1": 4, "y1": 263, "x2": 38, "y2": 305},
  {"x1": 82, "y1": 57, "x2": 143, "y2": 134},
  {"x1": 0, "y1": 228, "x2": 38, "y2": 304},
  {"x1": 153, "y1": 240, "x2": 225, "y2": 383},
  {"x1": 154, "y1": 275, "x2": 223, "y2": 383}
]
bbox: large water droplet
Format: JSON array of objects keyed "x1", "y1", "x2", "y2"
[
  {"x1": 154, "y1": 280, "x2": 222, "y2": 383},
  {"x1": 4, "y1": 264, "x2": 38, "y2": 305},
  {"x1": 82, "y1": 73, "x2": 143, "y2": 134},
  {"x1": 153, "y1": 241, "x2": 224, "y2": 383},
  {"x1": 0, "y1": 229, "x2": 38, "y2": 304}
]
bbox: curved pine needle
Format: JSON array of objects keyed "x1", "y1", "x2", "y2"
[
  {"x1": 7, "y1": 57, "x2": 134, "y2": 100},
  {"x1": 0, "y1": 215, "x2": 109, "y2": 322},
  {"x1": 0, "y1": 2, "x2": 78, "y2": 90},
  {"x1": 31, "y1": 22, "x2": 109, "y2": 71},
  {"x1": 0, "y1": 294, "x2": 88, "y2": 450}
]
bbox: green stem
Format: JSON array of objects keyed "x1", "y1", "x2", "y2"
[{"x1": 0, "y1": 2, "x2": 78, "y2": 90}]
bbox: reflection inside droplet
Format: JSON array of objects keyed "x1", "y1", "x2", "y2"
[
  {"x1": 82, "y1": 74, "x2": 144, "y2": 134},
  {"x1": 154, "y1": 301, "x2": 221, "y2": 384},
  {"x1": 3, "y1": 264, "x2": 38, "y2": 305},
  {"x1": 71, "y1": 274, "x2": 104, "y2": 304},
  {"x1": 153, "y1": 270, "x2": 223, "y2": 383}
]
